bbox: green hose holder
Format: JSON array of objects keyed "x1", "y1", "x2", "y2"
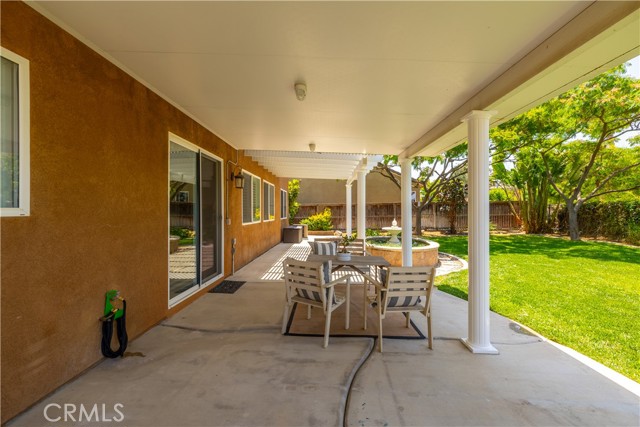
[
  {"x1": 100, "y1": 289, "x2": 128, "y2": 358},
  {"x1": 100, "y1": 289, "x2": 123, "y2": 321}
]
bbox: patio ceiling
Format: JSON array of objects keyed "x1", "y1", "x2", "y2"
[{"x1": 30, "y1": 1, "x2": 640, "y2": 180}]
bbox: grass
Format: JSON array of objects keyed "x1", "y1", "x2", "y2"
[{"x1": 432, "y1": 234, "x2": 640, "y2": 383}]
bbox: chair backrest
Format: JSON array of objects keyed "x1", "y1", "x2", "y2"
[
  {"x1": 309, "y1": 240, "x2": 338, "y2": 255},
  {"x1": 380, "y1": 266, "x2": 435, "y2": 315},
  {"x1": 344, "y1": 238, "x2": 367, "y2": 256},
  {"x1": 283, "y1": 258, "x2": 333, "y2": 306}
]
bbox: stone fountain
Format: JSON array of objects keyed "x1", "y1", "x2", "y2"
[{"x1": 382, "y1": 218, "x2": 402, "y2": 244}]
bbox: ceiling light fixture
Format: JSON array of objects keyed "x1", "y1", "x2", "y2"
[{"x1": 294, "y1": 82, "x2": 307, "y2": 101}]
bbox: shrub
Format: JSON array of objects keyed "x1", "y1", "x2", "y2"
[
  {"x1": 170, "y1": 227, "x2": 194, "y2": 240},
  {"x1": 366, "y1": 228, "x2": 381, "y2": 237},
  {"x1": 626, "y1": 224, "x2": 640, "y2": 246},
  {"x1": 557, "y1": 200, "x2": 640, "y2": 244},
  {"x1": 300, "y1": 208, "x2": 333, "y2": 231}
]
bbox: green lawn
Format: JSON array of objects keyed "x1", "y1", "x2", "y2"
[{"x1": 432, "y1": 234, "x2": 640, "y2": 383}]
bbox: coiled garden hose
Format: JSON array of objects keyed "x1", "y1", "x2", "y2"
[{"x1": 101, "y1": 300, "x2": 128, "y2": 358}]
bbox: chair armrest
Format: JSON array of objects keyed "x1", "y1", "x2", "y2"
[
  {"x1": 360, "y1": 273, "x2": 383, "y2": 289},
  {"x1": 326, "y1": 275, "x2": 350, "y2": 287}
]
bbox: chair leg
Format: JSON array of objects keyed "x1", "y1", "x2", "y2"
[
  {"x1": 377, "y1": 292, "x2": 383, "y2": 353},
  {"x1": 307, "y1": 305, "x2": 312, "y2": 320},
  {"x1": 405, "y1": 312, "x2": 410, "y2": 328},
  {"x1": 363, "y1": 284, "x2": 368, "y2": 330},
  {"x1": 281, "y1": 303, "x2": 290, "y2": 334},
  {"x1": 345, "y1": 279, "x2": 351, "y2": 330},
  {"x1": 427, "y1": 313, "x2": 433, "y2": 350},
  {"x1": 324, "y1": 307, "x2": 333, "y2": 348}
]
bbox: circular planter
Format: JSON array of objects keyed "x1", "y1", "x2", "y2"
[
  {"x1": 337, "y1": 252, "x2": 352, "y2": 262},
  {"x1": 366, "y1": 236, "x2": 440, "y2": 267}
]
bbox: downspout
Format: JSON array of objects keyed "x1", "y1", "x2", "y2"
[{"x1": 226, "y1": 150, "x2": 242, "y2": 275}]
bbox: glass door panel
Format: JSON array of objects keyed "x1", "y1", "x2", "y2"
[
  {"x1": 200, "y1": 154, "x2": 222, "y2": 283},
  {"x1": 169, "y1": 141, "x2": 198, "y2": 301}
]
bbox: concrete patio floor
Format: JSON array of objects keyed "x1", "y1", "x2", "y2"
[{"x1": 8, "y1": 241, "x2": 639, "y2": 427}]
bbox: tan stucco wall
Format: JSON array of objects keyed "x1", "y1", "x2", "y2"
[
  {"x1": 0, "y1": 2, "x2": 287, "y2": 422},
  {"x1": 297, "y1": 173, "x2": 401, "y2": 205}
]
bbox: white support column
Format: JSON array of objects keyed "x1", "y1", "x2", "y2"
[
  {"x1": 356, "y1": 169, "x2": 366, "y2": 239},
  {"x1": 400, "y1": 158, "x2": 413, "y2": 267},
  {"x1": 461, "y1": 110, "x2": 498, "y2": 355},
  {"x1": 345, "y1": 183, "x2": 353, "y2": 235}
]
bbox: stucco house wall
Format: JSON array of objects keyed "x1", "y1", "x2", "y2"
[
  {"x1": 0, "y1": 2, "x2": 288, "y2": 422},
  {"x1": 296, "y1": 173, "x2": 401, "y2": 205}
]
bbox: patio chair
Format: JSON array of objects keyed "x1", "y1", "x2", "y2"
[
  {"x1": 281, "y1": 257, "x2": 351, "y2": 348},
  {"x1": 341, "y1": 238, "x2": 375, "y2": 282},
  {"x1": 367, "y1": 266, "x2": 436, "y2": 352},
  {"x1": 343, "y1": 238, "x2": 368, "y2": 256}
]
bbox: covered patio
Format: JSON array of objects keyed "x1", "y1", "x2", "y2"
[
  {"x1": 7, "y1": 240, "x2": 639, "y2": 426},
  {"x1": 2, "y1": 1, "x2": 639, "y2": 423}
]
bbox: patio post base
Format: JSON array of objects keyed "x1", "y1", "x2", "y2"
[{"x1": 460, "y1": 338, "x2": 499, "y2": 355}]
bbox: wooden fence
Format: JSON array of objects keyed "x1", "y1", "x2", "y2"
[
  {"x1": 293, "y1": 202, "x2": 520, "y2": 231},
  {"x1": 170, "y1": 202, "x2": 195, "y2": 229}
]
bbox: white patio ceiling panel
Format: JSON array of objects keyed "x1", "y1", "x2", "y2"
[{"x1": 31, "y1": 1, "x2": 640, "y2": 174}]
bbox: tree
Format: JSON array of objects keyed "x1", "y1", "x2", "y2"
[
  {"x1": 541, "y1": 67, "x2": 640, "y2": 240},
  {"x1": 491, "y1": 65, "x2": 640, "y2": 240},
  {"x1": 490, "y1": 134, "x2": 559, "y2": 234},
  {"x1": 288, "y1": 179, "x2": 301, "y2": 220},
  {"x1": 373, "y1": 143, "x2": 468, "y2": 235},
  {"x1": 436, "y1": 177, "x2": 467, "y2": 234}
]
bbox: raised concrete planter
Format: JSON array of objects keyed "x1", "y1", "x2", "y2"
[
  {"x1": 366, "y1": 236, "x2": 439, "y2": 267},
  {"x1": 169, "y1": 236, "x2": 180, "y2": 254}
]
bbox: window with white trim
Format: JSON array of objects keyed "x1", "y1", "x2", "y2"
[
  {"x1": 263, "y1": 181, "x2": 275, "y2": 221},
  {"x1": 1, "y1": 48, "x2": 30, "y2": 217},
  {"x1": 242, "y1": 172, "x2": 261, "y2": 224},
  {"x1": 280, "y1": 189, "x2": 287, "y2": 219}
]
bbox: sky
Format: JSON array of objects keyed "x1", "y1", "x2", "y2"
[
  {"x1": 624, "y1": 55, "x2": 640, "y2": 78},
  {"x1": 619, "y1": 55, "x2": 639, "y2": 147}
]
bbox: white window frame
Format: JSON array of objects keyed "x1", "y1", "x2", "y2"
[
  {"x1": 242, "y1": 170, "x2": 261, "y2": 225},
  {"x1": 1, "y1": 47, "x2": 30, "y2": 217},
  {"x1": 263, "y1": 180, "x2": 275, "y2": 222},
  {"x1": 280, "y1": 189, "x2": 288, "y2": 219}
]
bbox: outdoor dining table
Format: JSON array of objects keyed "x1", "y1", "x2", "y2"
[
  {"x1": 306, "y1": 254, "x2": 390, "y2": 271},
  {"x1": 306, "y1": 254, "x2": 390, "y2": 329}
]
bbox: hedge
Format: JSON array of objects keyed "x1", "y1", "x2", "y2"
[{"x1": 557, "y1": 200, "x2": 640, "y2": 245}]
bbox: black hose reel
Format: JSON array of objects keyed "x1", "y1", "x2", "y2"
[{"x1": 99, "y1": 290, "x2": 128, "y2": 358}]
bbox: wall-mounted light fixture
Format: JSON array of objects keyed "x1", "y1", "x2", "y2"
[
  {"x1": 231, "y1": 167, "x2": 245, "y2": 189},
  {"x1": 227, "y1": 158, "x2": 245, "y2": 189},
  {"x1": 294, "y1": 82, "x2": 307, "y2": 101}
]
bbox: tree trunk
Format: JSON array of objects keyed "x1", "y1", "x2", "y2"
[
  {"x1": 567, "y1": 203, "x2": 581, "y2": 241},
  {"x1": 448, "y1": 203, "x2": 457, "y2": 234},
  {"x1": 415, "y1": 204, "x2": 423, "y2": 237}
]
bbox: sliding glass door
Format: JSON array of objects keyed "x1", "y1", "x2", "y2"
[
  {"x1": 200, "y1": 154, "x2": 222, "y2": 284},
  {"x1": 169, "y1": 137, "x2": 223, "y2": 305}
]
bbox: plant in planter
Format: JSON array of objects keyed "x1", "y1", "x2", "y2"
[{"x1": 336, "y1": 231, "x2": 356, "y2": 261}]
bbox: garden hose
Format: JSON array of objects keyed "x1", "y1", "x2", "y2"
[{"x1": 100, "y1": 300, "x2": 129, "y2": 359}]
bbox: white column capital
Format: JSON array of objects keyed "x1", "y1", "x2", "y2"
[{"x1": 461, "y1": 110, "x2": 497, "y2": 123}]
